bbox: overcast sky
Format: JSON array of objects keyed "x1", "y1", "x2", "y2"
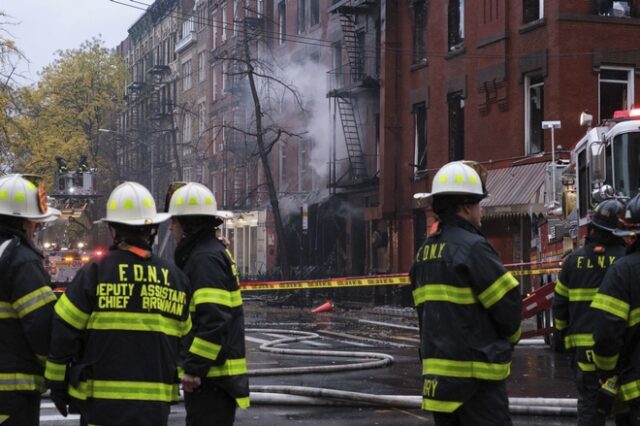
[{"x1": 3, "y1": 0, "x2": 144, "y2": 85}]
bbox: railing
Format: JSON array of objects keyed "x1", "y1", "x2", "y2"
[
  {"x1": 326, "y1": 56, "x2": 379, "y2": 94},
  {"x1": 330, "y1": 154, "x2": 379, "y2": 185}
]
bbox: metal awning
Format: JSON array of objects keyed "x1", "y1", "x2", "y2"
[{"x1": 481, "y1": 162, "x2": 548, "y2": 219}]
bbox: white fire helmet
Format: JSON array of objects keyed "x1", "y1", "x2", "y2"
[
  {"x1": 167, "y1": 182, "x2": 220, "y2": 217},
  {"x1": 97, "y1": 181, "x2": 169, "y2": 226},
  {"x1": 0, "y1": 174, "x2": 60, "y2": 222},
  {"x1": 413, "y1": 161, "x2": 487, "y2": 200}
]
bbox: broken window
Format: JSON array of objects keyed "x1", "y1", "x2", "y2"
[
  {"x1": 413, "y1": 0, "x2": 427, "y2": 63},
  {"x1": 597, "y1": 0, "x2": 632, "y2": 17},
  {"x1": 599, "y1": 67, "x2": 633, "y2": 121},
  {"x1": 524, "y1": 74, "x2": 544, "y2": 154},
  {"x1": 448, "y1": 0, "x2": 464, "y2": 51},
  {"x1": 413, "y1": 102, "x2": 427, "y2": 177}
]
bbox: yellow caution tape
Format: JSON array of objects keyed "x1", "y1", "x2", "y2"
[
  {"x1": 510, "y1": 268, "x2": 561, "y2": 276},
  {"x1": 241, "y1": 274, "x2": 410, "y2": 291}
]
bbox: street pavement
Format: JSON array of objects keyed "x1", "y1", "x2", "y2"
[{"x1": 39, "y1": 300, "x2": 617, "y2": 425}]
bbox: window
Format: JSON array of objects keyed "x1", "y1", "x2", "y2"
[
  {"x1": 258, "y1": 0, "x2": 264, "y2": 15},
  {"x1": 196, "y1": 4, "x2": 207, "y2": 31},
  {"x1": 212, "y1": 12, "x2": 218, "y2": 49},
  {"x1": 233, "y1": 0, "x2": 239, "y2": 36},
  {"x1": 448, "y1": 0, "x2": 464, "y2": 50},
  {"x1": 184, "y1": 114, "x2": 193, "y2": 143},
  {"x1": 413, "y1": 1, "x2": 426, "y2": 63},
  {"x1": 212, "y1": 65, "x2": 218, "y2": 101},
  {"x1": 298, "y1": 0, "x2": 306, "y2": 34},
  {"x1": 310, "y1": 0, "x2": 320, "y2": 26},
  {"x1": 198, "y1": 52, "x2": 205, "y2": 82},
  {"x1": 447, "y1": 93, "x2": 465, "y2": 161},
  {"x1": 413, "y1": 102, "x2": 427, "y2": 177},
  {"x1": 599, "y1": 67, "x2": 634, "y2": 121},
  {"x1": 598, "y1": 0, "x2": 632, "y2": 17},
  {"x1": 222, "y1": 5, "x2": 228, "y2": 41},
  {"x1": 523, "y1": 0, "x2": 544, "y2": 23},
  {"x1": 221, "y1": 63, "x2": 227, "y2": 92},
  {"x1": 279, "y1": 142, "x2": 286, "y2": 188},
  {"x1": 198, "y1": 102, "x2": 206, "y2": 135},
  {"x1": 184, "y1": 166, "x2": 193, "y2": 182},
  {"x1": 524, "y1": 74, "x2": 544, "y2": 154},
  {"x1": 182, "y1": 60, "x2": 192, "y2": 91},
  {"x1": 278, "y1": 1, "x2": 287, "y2": 45},
  {"x1": 298, "y1": 140, "x2": 307, "y2": 191}
]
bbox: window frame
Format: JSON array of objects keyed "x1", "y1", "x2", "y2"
[
  {"x1": 599, "y1": 66, "x2": 634, "y2": 122},
  {"x1": 524, "y1": 73, "x2": 545, "y2": 155}
]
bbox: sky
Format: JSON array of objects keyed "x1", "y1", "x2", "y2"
[{"x1": 3, "y1": 0, "x2": 144, "y2": 85}]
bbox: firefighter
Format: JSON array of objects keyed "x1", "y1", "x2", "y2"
[
  {"x1": 45, "y1": 181, "x2": 191, "y2": 426},
  {"x1": 167, "y1": 182, "x2": 249, "y2": 426},
  {"x1": 410, "y1": 161, "x2": 522, "y2": 426},
  {"x1": 552, "y1": 197, "x2": 627, "y2": 425},
  {"x1": 0, "y1": 174, "x2": 60, "y2": 425},
  {"x1": 591, "y1": 193, "x2": 640, "y2": 424}
]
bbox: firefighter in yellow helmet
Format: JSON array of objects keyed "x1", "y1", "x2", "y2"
[
  {"x1": 45, "y1": 182, "x2": 191, "y2": 426},
  {"x1": 167, "y1": 182, "x2": 249, "y2": 425},
  {"x1": 410, "y1": 161, "x2": 522, "y2": 425},
  {"x1": 0, "y1": 174, "x2": 60, "y2": 426}
]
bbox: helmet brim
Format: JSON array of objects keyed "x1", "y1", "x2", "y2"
[
  {"x1": 21, "y1": 207, "x2": 61, "y2": 223},
  {"x1": 612, "y1": 228, "x2": 638, "y2": 237},
  {"x1": 95, "y1": 212, "x2": 171, "y2": 226}
]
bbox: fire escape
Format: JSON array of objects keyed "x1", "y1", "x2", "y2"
[{"x1": 327, "y1": 0, "x2": 379, "y2": 187}]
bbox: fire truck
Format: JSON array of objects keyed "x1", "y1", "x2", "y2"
[{"x1": 522, "y1": 108, "x2": 640, "y2": 346}]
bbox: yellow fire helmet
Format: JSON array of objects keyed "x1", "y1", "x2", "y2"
[
  {"x1": 97, "y1": 181, "x2": 169, "y2": 226},
  {"x1": 413, "y1": 161, "x2": 487, "y2": 200},
  {"x1": 0, "y1": 174, "x2": 61, "y2": 222}
]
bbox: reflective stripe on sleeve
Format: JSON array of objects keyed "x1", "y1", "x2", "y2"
[
  {"x1": 620, "y1": 380, "x2": 640, "y2": 402},
  {"x1": 554, "y1": 280, "x2": 569, "y2": 298},
  {"x1": 205, "y1": 358, "x2": 248, "y2": 378},
  {"x1": 189, "y1": 336, "x2": 222, "y2": 361},
  {"x1": 236, "y1": 396, "x2": 250, "y2": 409},
  {"x1": 68, "y1": 379, "x2": 179, "y2": 402},
  {"x1": 591, "y1": 293, "x2": 630, "y2": 321},
  {"x1": 566, "y1": 288, "x2": 598, "y2": 302},
  {"x1": 87, "y1": 311, "x2": 191, "y2": 337},
  {"x1": 577, "y1": 362, "x2": 596, "y2": 372},
  {"x1": 0, "y1": 372, "x2": 45, "y2": 392},
  {"x1": 44, "y1": 360, "x2": 67, "y2": 382},
  {"x1": 192, "y1": 288, "x2": 243, "y2": 308},
  {"x1": 55, "y1": 294, "x2": 90, "y2": 330},
  {"x1": 564, "y1": 333, "x2": 594, "y2": 349},
  {"x1": 0, "y1": 301, "x2": 17, "y2": 319},
  {"x1": 12, "y1": 286, "x2": 56, "y2": 318},
  {"x1": 554, "y1": 318, "x2": 568, "y2": 331},
  {"x1": 508, "y1": 327, "x2": 521, "y2": 344},
  {"x1": 478, "y1": 272, "x2": 519, "y2": 309},
  {"x1": 629, "y1": 308, "x2": 640, "y2": 327},
  {"x1": 422, "y1": 398, "x2": 463, "y2": 413},
  {"x1": 422, "y1": 358, "x2": 510, "y2": 380},
  {"x1": 412, "y1": 285, "x2": 477, "y2": 306},
  {"x1": 594, "y1": 353, "x2": 619, "y2": 371}
]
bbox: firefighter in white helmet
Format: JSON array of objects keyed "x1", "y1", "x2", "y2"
[
  {"x1": 45, "y1": 181, "x2": 191, "y2": 426},
  {"x1": 0, "y1": 174, "x2": 60, "y2": 425},
  {"x1": 410, "y1": 161, "x2": 522, "y2": 425},
  {"x1": 167, "y1": 182, "x2": 249, "y2": 425}
]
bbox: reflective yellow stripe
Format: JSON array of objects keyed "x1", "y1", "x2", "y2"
[
  {"x1": 422, "y1": 358, "x2": 510, "y2": 380},
  {"x1": 206, "y1": 358, "x2": 248, "y2": 378},
  {"x1": 87, "y1": 311, "x2": 191, "y2": 337},
  {"x1": 554, "y1": 318, "x2": 568, "y2": 331},
  {"x1": 0, "y1": 372, "x2": 45, "y2": 392},
  {"x1": 236, "y1": 396, "x2": 250, "y2": 409},
  {"x1": 578, "y1": 361, "x2": 596, "y2": 372},
  {"x1": 621, "y1": 380, "x2": 640, "y2": 402},
  {"x1": 594, "y1": 353, "x2": 619, "y2": 371},
  {"x1": 44, "y1": 360, "x2": 67, "y2": 382},
  {"x1": 12, "y1": 286, "x2": 56, "y2": 318},
  {"x1": 412, "y1": 285, "x2": 477, "y2": 306},
  {"x1": 567, "y1": 288, "x2": 598, "y2": 302},
  {"x1": 0, "y1": 415, "x2": 8, "y2": 422},
  {"x1": 55, "y1": 294, "x2": 90, "y2": 330},
  {"x1": 591, "y1": 293, "x2": 629, "y2": 321},
  {"x1": 508, "y1": 327, "x2": 521, "y2": 344},
  {"x1": 189, "y1": 337, "x2": 222, "y2": 361},
  {"x1": 422, "y1": 398, "x2": 463, "y2": 413},
  {"x1": 478, "y1": 272, "x2": 519, "y2": 308},
  {"x1": 629, "y1": 308, "x2": 640, "y2": 327},
  {"x1": 192, "y1": 288, "x2": 243, "y2": 308},
  {"x1": 554, "y1": 280, "x2": 569, "y2": 297},
  {"x1": 564, "y1": 333, "x2": 594, "y2": 349},
  {"x1": 68, "y1": 379, "x2": 179, "y2": 402},
  {"x1": 0, "y1": 301, "x2": 17, "y2": 319}
]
